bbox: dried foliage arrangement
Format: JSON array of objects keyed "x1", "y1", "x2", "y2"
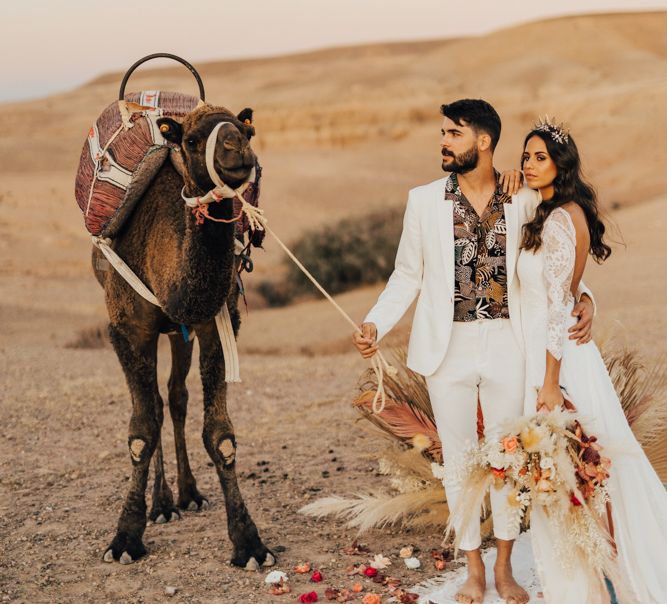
[{"x1": 300, "y1": 346, "x2": 667, "y2": 534}]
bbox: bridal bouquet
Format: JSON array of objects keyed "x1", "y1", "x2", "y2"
[{"x1": 449, "y1": 406, "x2": 614, "y2": 570}]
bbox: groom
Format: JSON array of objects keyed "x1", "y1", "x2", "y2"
[{"x1": 353, "y1": 99, "x2": 594, "y2": 604}]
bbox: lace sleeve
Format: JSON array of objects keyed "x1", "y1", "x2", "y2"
[{"x1": 542, "y1": 209, "x2": 576, "y2": 360}]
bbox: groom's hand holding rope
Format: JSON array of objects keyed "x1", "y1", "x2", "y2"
[{"x1": 352, "y1": 322, "x2": 379, "y2": 359}]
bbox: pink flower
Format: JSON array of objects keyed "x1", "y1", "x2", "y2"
[
  {"x1": 310, "y1": 570, "x2": 323, "y2": 583},
  {"x1": 299, "y1": 592, "x2": 319, "y2": 603},
  {"x1": 502, "y1": 436, "x2": 519, "y2": 453},
  {"x1": 363, "y1": 567, "x2": 378, "y2": 577}
]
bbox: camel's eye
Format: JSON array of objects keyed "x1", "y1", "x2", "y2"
[{"x1": 185, "y1": 138, "x2": 197, "y2": 149}]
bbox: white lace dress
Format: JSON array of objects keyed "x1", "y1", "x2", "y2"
[{"x1": 517, "y1": 208, "x2": 667, "y2": 604}]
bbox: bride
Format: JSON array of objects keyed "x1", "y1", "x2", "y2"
[{"x1": 515, "y1": 118, "x2": 667, "y2": 603}]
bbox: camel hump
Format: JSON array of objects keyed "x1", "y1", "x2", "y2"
[{"x1": 74, "y1": 91, "x2": 200, "y2": 238}]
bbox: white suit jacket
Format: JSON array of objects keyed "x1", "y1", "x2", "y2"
[{"x1": 364, "y1": 176, "x2": 593, "y2": 377}]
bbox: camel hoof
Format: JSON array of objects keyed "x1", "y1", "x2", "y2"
[
  {"x1": 149, "y1": 505, "x2": 181, "y2": 524},
  {"x1": 103, "y1": 549, "x2": 114, "y2": 563},
  {"x1": 119, "y1": 552, "x2": 134, "y2": 565},
  {"x1": 245, "y1": 557, "x2": 260, "y2": 571},
  {"x1": 200, "y1": 499, "x2": 210, "y2": 511},
  {"x1": 262, "y1": 553, "x2": 276, "y2": 567},
  {"x1": 187, "y1": 500, "x2": 198, "y2": 512}
]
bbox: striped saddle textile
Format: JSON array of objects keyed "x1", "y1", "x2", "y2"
[{"x1": 74, "y1": 90, "x2": 263, "y2": 245}]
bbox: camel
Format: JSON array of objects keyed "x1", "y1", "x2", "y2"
[{"x1": 92, "y1": 103, "x2": 275, "y2": 569}]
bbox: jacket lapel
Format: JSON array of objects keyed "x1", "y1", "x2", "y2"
[
  {"x1": 437, "y1": 192, "x2": 455, "y2": 297},
  {"x1": 505, "y1": 197, "x2": 520, "y2": 288}
]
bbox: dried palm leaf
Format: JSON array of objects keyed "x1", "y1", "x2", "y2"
[
  {"x1": 605, "y1": 350, "x2": 667, "y2": 433},
  {"x1": 299, "y1": 488, "x2": 449, "y2": 533},
  {"x1": 354, "y1": 390, "x2": 442, "y2": 462},
  {"x1": 644, "y1": 434, "x2": 667, "y2": 483}
]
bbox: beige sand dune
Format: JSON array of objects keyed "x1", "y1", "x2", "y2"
[{"x1": 1, "y1": 11, "x2": 666, "y2": 603}]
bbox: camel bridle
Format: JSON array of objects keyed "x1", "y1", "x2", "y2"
[{"x1": 180, "y1": 121, "x2": 256, "y2": 225}]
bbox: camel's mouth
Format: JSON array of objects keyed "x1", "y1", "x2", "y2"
[
  {"x1": 218, "y1": 165, "x2": 253, "y2": 189},
  {"x1": 213, "y1": 154, "x2": 256, "y2": 187}
]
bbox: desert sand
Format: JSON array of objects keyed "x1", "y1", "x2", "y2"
[{"x1": 1, "y1": 11, "x2": 666, "y2": 603}]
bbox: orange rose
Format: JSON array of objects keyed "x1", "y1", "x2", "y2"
[
  {"x1": 502, "y1": 436, "x2": 518, "y2": 453},
  {"x1": 491, "y1": 467, "x2": 506, "y2": 479},
  {"x1": 361, "y1": 594, "x2": 382, "y2": 604}
]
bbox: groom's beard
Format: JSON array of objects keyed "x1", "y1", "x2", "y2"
[{"x1": 441, "y1": 145, "x2": 479, "y2": 174}]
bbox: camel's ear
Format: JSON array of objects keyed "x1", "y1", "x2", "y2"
[
  {"x1": 237, "y1": 108, "x2": 255, "y2": 139},
  {"x1": 237, "y1": 108, "x2": 253, "y2": 124},
  {"x1": 156, "y1": 118, "x2": 183, "y2": 145}
]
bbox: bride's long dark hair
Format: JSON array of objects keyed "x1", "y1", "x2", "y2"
[{"x1": 520, "y1": 130, "x2": 611, "y2": 263}]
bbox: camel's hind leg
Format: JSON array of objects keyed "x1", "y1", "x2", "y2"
[
  {"x1": 166, "y1": 333, "x2": 208, "y2": 511},
  {"x1": 195, "y1": 319, "x2": 275, "y2": 570},
  {"x1": 103, "y1": 324, "x2": 161, "y2": 564}
]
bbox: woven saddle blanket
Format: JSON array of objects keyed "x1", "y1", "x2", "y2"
[{"x1": 74, "y1": 90, "x2": 262, "y2": 242}]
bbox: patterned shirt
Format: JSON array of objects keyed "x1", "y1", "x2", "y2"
[{"x1": 445, "y1": 173, "x2": 511, "y2": 321}]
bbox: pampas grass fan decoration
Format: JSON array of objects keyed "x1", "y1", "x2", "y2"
[{"x1": 300, "y1": 345, "x2": 667, "y2": 532}]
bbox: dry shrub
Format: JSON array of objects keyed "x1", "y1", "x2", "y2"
[{"x1": 260, "y1": 205, "x2": 403, "y2": 307}]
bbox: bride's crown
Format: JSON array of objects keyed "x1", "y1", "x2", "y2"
[{"x1": 534, "y1": 115, "x2": 570, "y2": 144}]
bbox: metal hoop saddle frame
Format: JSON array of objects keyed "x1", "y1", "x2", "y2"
[{"x1": 118, "y1": 52, "x2": 206, "y2": 102}]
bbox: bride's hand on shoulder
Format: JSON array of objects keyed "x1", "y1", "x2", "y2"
[
  {"x1": 499, "y1": 169, "x2": 524, "y2": 195},
  {"x1": 536, "y1": 383, "x2": 564, "y2": 413}
]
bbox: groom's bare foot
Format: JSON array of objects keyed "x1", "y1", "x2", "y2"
[
  {"x1": 494, "y1": 563, "x2": 529, "y2": 604},
  {"x1": 455, "y1": 567, "x2": 486, "y2": 604}
]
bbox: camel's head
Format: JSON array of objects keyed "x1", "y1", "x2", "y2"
[{"x1": 157, "y1": 104, "x2": 257, "y2": 192}]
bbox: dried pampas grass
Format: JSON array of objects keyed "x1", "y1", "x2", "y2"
[{"x1": 299, "y1": 345, "x2": 667, "y2": 533}]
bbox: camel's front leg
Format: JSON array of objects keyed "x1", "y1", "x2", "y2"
[
  {"x1": 195, "y1": 319, "x2": 276, "y2": 570},
  {"x1": 103, "y1": 324, "x2": 160, "y2": 563},
  {"x1": 167, "y1": 333, "x2": 208, "y2": 511}
]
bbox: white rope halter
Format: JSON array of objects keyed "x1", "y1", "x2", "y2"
[{"x1": 180, "y1": 121, "x2": 255, "y2": 209}]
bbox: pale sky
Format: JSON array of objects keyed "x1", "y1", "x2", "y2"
[{"x1": 1, "y1": 0, "x2": 666, "y2": 103}]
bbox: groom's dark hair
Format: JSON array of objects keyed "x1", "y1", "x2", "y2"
[{"x1": 440, "y1": 99, "x2": 501, "y2": 151}]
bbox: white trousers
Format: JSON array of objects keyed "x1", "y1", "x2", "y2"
[{"x1": 426, "y1": 319, "x2": 525, "y2": 551}]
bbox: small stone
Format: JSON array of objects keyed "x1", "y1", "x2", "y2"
[
  {"x1": 264, "y1": 570, "x2": 288, "y2": 584},
  {"x1": 404, "y1": 557, "x2": 421, "y2": 570},
  {"x1": 164, "y1": 586, "x2": 177, "y2": 596}
]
